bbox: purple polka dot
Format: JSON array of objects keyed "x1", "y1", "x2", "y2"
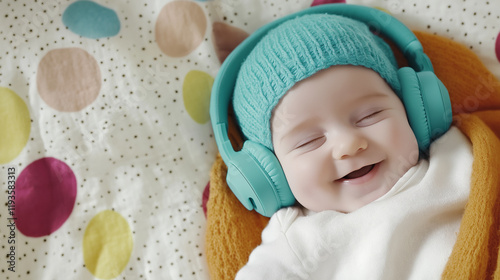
[
  {"x1": 15, "y1": 157, "x2": 77, "y2": 237},
  {"x1": 311, "y1": 0, "x2": 346, "y2": 6},
  {"x1": 495, "y1": 31, "x2": 500, "y2": 63}
]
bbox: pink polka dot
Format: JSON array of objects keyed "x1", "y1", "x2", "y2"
[
  {"x1": 495, "y1": 31, "x2": 500, "y2": 63},
  {"x1": 311, "y1": 0, "x2": 346, "y2": 6},
  {"x1": 15, "y1": 157, "x2": 77, "y2": 237}
]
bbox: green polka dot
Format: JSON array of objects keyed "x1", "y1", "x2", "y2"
[
  {"x1": 0, "y1": 87, "x2": 31, "y2": 164},
  {"x1": 182, "y1": 70, "x2": 214, "y2": 124}
]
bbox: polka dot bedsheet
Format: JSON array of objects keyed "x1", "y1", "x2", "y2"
[{"x1": 1, "y1": 0, "x2": 499, "y2": 279}]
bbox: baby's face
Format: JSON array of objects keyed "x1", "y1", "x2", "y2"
[{"x1": 271, "y1": 65, "x2": 419, "y2": 213}]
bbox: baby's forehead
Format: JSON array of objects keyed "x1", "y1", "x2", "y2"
[{"x1": 271, "y1": 67, "x2": 398, "y2": 132}]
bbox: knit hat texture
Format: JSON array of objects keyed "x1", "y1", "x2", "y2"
[{"x1": 233, "y1": 13, "x2": 401, "y2": 150}]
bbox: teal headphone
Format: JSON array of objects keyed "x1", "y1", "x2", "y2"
[{"x1": 210, "y1": 4, "x2": 452, "y2": 217}]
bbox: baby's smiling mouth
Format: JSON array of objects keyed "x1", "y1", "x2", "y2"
[{"x1": 340, "y1": 164, "x2": 376, "y2": 180}]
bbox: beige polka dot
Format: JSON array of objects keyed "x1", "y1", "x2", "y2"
[
  {"x1": 155, "y1": 1, "x2": 207, "y2": 57},
  {"x1": 36, "y1": 48, "x2": 101, "y2": 112}
]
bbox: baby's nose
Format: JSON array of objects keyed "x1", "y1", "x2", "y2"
[{"x1": 332, "y1": 134, "x2": 368, "y2": 160}]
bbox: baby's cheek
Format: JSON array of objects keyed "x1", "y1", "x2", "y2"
[
  {"x1": 281, "y1": 160, "x2": 312, "y2": 192},
  {"x1": 387, "y1": 120, "x2": 419, "y2": 171},
  {"x1": 385, "y1": 119, "x2": 417, "y2": 149}
]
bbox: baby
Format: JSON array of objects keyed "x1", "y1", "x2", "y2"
[{"x1": 232, "y1": 13, "x2": 473, "y2": 280}]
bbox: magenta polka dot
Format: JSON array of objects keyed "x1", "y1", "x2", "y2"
[
  {"x1": 15, "y1": 157, "x2": 77, "y2": 237},
  {"x1": 495, "y1": 31, "x2": 500, "y2": 63},
  {"x1": 311, "y1": 0, "x2": 346, "y2": 6},
  {"x1": 202, "y1": 182, "x2": 210, "y2": 218}
]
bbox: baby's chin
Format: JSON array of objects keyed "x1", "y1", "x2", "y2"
[
  {"x1": 300, "y1": 161, "x2": 417, "y2": 214},
  {"x1": 346, "y1": 186, "x2": 393, "y2": 213},
  {"x1": 303, "y1": 179, "x2": 398, "y2": 214},
  {"x1": 338, "y1": 163, "x2": 415, "y2": 213}
]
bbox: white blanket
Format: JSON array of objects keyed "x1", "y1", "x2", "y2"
[{"x1": 236, "y1": 127, "x2": 472, "y2": 280}]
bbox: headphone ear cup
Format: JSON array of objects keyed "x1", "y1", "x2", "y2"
[
  {"x1": 236, "y1": 141, "x2": 295, "y2": 216},
  {"x1": 415, "y1": 71, "x2": 453, "y2": 142},
  {"x1": 397, "y1": 67, "x2": 432, "y2": 151},
  {"x1": 397, "y1": 67, "x2": 453, "y2": 152}
]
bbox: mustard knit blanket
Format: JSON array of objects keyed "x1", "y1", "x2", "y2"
[{"x1": 205, "y1": 31, "x2": 500, "y2": 280}]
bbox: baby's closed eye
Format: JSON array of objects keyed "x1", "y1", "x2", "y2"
[
  {"x1": 295, "y1": 135, "x2": 326, "y2": 151},
  {"x1": 356, "y1": 109, "x2": 386, "y2": 127}
]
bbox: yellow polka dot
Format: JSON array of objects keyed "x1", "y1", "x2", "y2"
[
  {"x1": 183, "y1": 70, "x2": 214, "y2": 124},
  {"x1": 83, "y1": 210, "x2": 133, "y2": 279},
  {"x1": 0, "y1": 87, "x2": 31, "y2": 164}
]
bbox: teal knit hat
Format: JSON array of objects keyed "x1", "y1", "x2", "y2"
[{"x1": 233, "y1": 13, "x2": 401, "y2": 150}]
